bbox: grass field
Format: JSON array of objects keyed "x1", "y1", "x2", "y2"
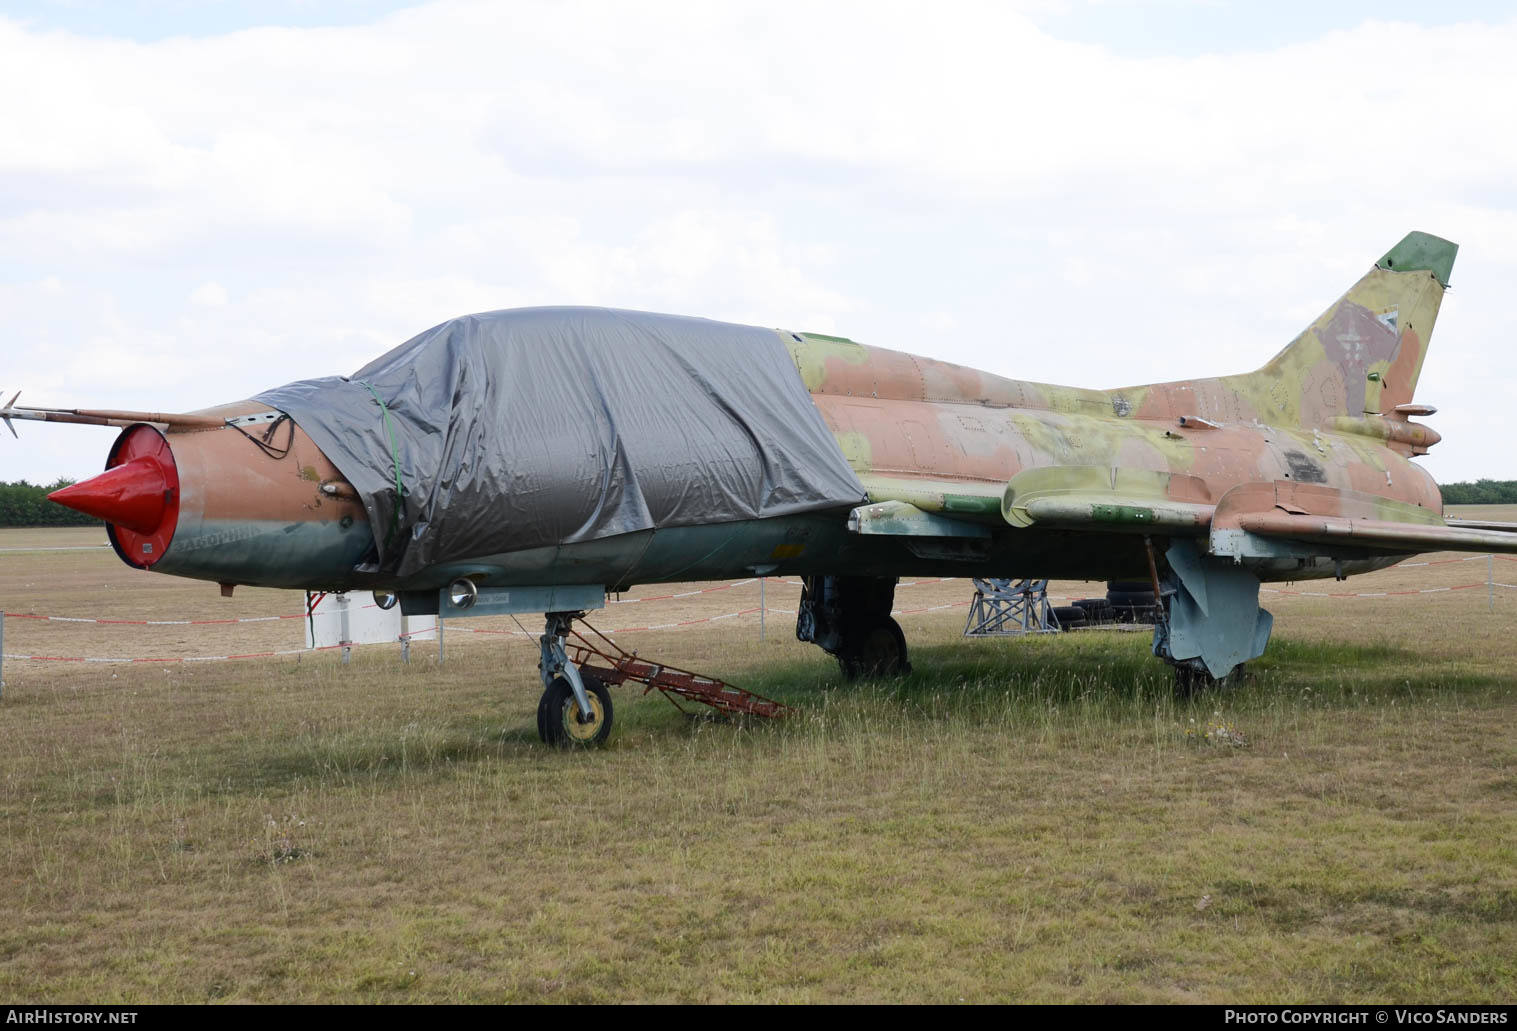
[{"x1": 1, "y1": 516, "x2": 1515, "y2": 1003}]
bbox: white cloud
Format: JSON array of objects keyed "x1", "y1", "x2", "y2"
[{"x1": 190, "y1": 282, "x2": 226, "y2": 306}]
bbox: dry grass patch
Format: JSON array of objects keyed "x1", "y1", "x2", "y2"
[{"x1": 0, "y1": 524, "x2": 1514, "y2": 1002}]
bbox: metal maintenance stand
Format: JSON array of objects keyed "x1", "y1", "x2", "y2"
[{"x1": 963, "y1": 578, "x2": 1059, "y2": 636}]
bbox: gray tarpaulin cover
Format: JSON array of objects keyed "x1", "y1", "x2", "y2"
[{"x1": 256, "y1": 307, "x2": 866, "y2": 578}]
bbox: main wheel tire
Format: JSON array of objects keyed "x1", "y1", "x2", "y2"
[
  {"x1": 1174, "y1": 665, "x2": 1212, "y2": 698},
  {"x1": 839, "y1": 617, "x2": 910, "y2": 680},
  {"x1": 538, "y1": 673, "x2": 614, "y2": 748},
  {"x1": 1174, "y1": 663, "x2": 1242, "y2": 697},
  {"x1": 1073, "y1": 599, "x2": 1114, "y2": 624},
  {"x1": 1051, "y1": 605, "x2": 1087, "y2": 629}
]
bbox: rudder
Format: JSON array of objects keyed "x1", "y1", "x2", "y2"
[{"x1": 1230, "y1": 231, "x2": 1457, "y2": 427}]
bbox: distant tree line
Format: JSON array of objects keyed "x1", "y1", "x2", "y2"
[
  {"x1": 0, "y1": 479, "x2": 101, "y2": 527},
  {"x1": 1439, "y1": 480, "x2": 1517, "y2": 505}
]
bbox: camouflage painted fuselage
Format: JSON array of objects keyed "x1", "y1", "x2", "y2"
[{"x1": 84, "y1": 231, "x2": 1509, "y2": 598}]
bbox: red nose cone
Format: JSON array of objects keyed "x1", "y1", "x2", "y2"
[
  {"x1": 50, "y1": 457, "x2": 169, "y2": 533},
  {"x1": 50, "y1": 424, "x2": 180, "y2": 568}
]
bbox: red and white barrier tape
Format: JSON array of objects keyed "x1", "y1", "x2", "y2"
[
  {"x1": 436, "y1": 606, "x2": 775, "y2": 637},
  {"x1": 3, "y1": 612, "x2": 305, "y2": 626},
  {"x1": 606, "y1": 579, "x2": 757, "y2": 604},
  {"x1": 1262, "y1": 582, "x2": 1517, "y2": 598},
  {"x1": 1, "y1": 575, "x2": 967, "y2": 626},
  {"x1": 0, "y1": 600, "x2": 981, "y2": 663},
  {"x1": 772, "y1": 577, "x2": 959, "y2": 587},
  {"x1": 8, "y1": 575, "x2": 1514, "y2": 665},
  {"x1": 6, "y1": 555, "x2": 1512, "y2": 629},
  {"x1": 3, "y1": 645, "x2": 336, "y2": 664},
  {"x1": 1400, "y1": 554, "x2": 1496, "y2": 568},
  {"x1": 601, "y1": 576, "x2": 959, "y2": 599}
]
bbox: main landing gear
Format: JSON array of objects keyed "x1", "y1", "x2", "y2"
[
  {"x1": 1149, "y1": 539, "x2": 1273, "y2": 696},
  {"x1": 795, "y1": 575, "x2": 912, "y2": 679}
]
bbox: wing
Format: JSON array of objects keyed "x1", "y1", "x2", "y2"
[
  {"x1": 854, "y1": 466, "x2": 1216, "y2": 536},
  {"x1": 854, "y1": 470, "x2": 1517, "y2": 559},
  {"x1": 849, "y1": 465, "x2": 1216, "y2": 546},
  {"x1": 853, "y1": 472, "x2": 1004, "y2": 521}
]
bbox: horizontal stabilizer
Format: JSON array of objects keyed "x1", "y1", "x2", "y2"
[
  {"x1": 1211, "y1": 481, "x2": 1517, "y2": 557},
  {"x1": 1445, "y1": 517, "x2": 1517, "y2": 535},
  {"x1": 1233, "y1": 512, "x2": 1517, "y2": 555}
]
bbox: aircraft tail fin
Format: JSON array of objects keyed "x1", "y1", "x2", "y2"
[{"x1": 1227, "y1": 231, "x2": 1457, "y2": 427}]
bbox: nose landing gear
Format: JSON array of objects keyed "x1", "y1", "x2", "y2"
[
  {"x1": 533, "y1": 611, "x2": 791, "y2": 747},
  {"x1": 537, "y1": 612, "x2": 611, "y2": 748}
]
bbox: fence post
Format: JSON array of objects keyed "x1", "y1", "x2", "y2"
[
  {"x1": 338, "y1": 592, "x2": 351, "y2": 665},
  {"x1": 1490, "y1": 554, "x2": 1495, "y2": 614},
  {"x1": 759, "y1": 577, "x2": 765, "y2": 641},
  {"x1": 438, "y1": 613, "x2": 445, "y2": 665},
  {"x1": 1, "y1": 611, "x2": 5, "y2": 699}
]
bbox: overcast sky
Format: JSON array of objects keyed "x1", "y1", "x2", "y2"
[{"x1": 4, "y1": 0, "x2": 1516, "y2": 487}]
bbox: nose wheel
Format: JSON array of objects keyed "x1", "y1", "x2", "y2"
[
  {"x1": 536, "y1": 611, "x2": 614, "y2": 748},
  {"x1": 537, "y1": 673, "x2": 614, "y2": 747}
]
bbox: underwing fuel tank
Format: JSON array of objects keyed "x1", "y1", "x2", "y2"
[{"x1": 48, "y1": 407, "x2": 374, "y2": 589}]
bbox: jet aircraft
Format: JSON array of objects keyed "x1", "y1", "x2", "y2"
[{"x1": 11, "y1": 230, "x2": 1517, "y2": 746}]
